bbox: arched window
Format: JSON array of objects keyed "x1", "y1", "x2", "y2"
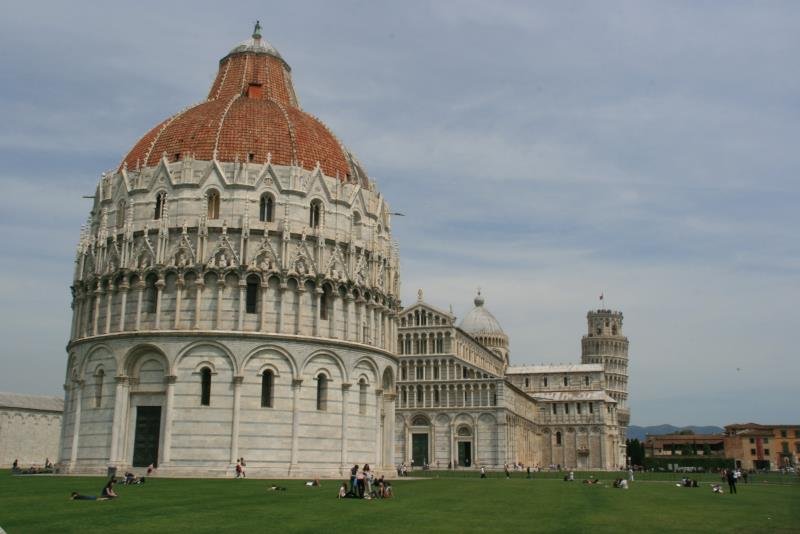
[
  {"x1": 200, "y1": 367, "x2": 211, "y2": 406},
  {"x1": 259, "y1": 194, "x2": 274, "y2": 222},
  {"x1": 320, "y1": 286, "x2": 330, "y2": 320},
  {"x1": 577, "y1": 403, "x2": 582, "y2": 415},
  {"x1": 401, "y1": 366, "x2": 407, "y2": 381},
  {"x1": 316, "y1": 373, "x2": 328, "y2": 411},
  {"x1": 94, "y1": 369, "x2": 104, "y2": 408},
  {"x1": 417, "y1": 385, "x2": 424, "y2": 405},
  {"x1": 524, "y1": 378, "x2": 529, "y2": 388},
  {"x1": 116, "y1": 200, "x2": 126, "y2": 227},
  {"x1": 433, "y1": 388, "x2": 440, "y2": 404},
  {"x1": 154, "y1": 192, "x2": 166, "y2": 220},
  {"x1": 359, "y1": 378, "x2": 367, "y2": 415},
  {"x1": 563, "y1": 376, "x2": 569, "y2": 386},
  {"x1": 564, "y1": 403, "x2": 570, "y2": 414},
  {"x1": 207, "y1": 190, "x2": 220, "y2": 219},
  {"x1": 144, "y1": 274, "x2": 158, "y2": 313},
  {"x1": 352, "y1": 212, "x2": 362, "y2": 239},
  {"x1": 261, "y1": 370, "x2": 274, "y2": 408},
  {"x1": 556, "y1": 431, "x2": 562, "y2": 446},
  {"x1": 543, "y1": 377, "x2": 548, "y2": 387},
  {"x1": 309, "y1": 200, "x2": 322, "y2": 228},
  {"x1": 552, "y1": 404, "x2": 557, "y2": 415},
  {"x1": 589, "y1": 403, "x2": 594, "y2": 414},
  {"x1": 584, "y1": 376, "x2": 590, "y2": 386},
  {"x1": 246, "y1": 274, "x2": 259, "y2": 314}
]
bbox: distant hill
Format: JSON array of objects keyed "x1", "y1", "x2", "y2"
[{"x1": 627, "y1": 425, "x2": 724, "y2": 441}]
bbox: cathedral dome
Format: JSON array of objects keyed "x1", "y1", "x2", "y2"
[
  {"x1": 120, "y1": 24, "x2": 368, "y2": 185},
  {"x1": 459, "y1": 291, "x2": 505, "y2": 336}
]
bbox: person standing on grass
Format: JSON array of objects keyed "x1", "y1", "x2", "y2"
[
  {"x1": 526, "y1": 466, "x2": 531, "y2": 479},
  {"x1": 726, "y1": 469, "x2": 737, "y2": 494},
  {"x1": 505, "y1": 465, "x2": 510, "y2": 479},
  {"x1": 628, "y1": 467, "x2": 634, "y2": 482},
  {"x1": 480, "y1": 466, "x2": 486, "y2": 479}
]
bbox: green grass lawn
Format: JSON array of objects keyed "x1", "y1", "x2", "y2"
[{"x1": 1, "y1": 471, "x2": 798, "y2": 533}]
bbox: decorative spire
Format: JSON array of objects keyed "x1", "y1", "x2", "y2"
[
  {"x1": 474, "y1": 288, "x2": 484, "y2": 307},
  {"x1": 252, "y1": 20, "x2": 262, "y2": 40}
]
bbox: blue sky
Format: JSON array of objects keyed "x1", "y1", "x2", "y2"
[{"x1": 0, "y1": 1, "x2": 797, "y2": 425}]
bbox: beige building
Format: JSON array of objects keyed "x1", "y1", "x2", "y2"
[
  {"x1": 724, "y1": 423, "x2": 800, "y2": 470},
  {"x1": 0, "y1": 392, "x2": 63, "y2": 468},
  {"x1": 395, "y1": 291, "x2": 629, "y2": 470}
]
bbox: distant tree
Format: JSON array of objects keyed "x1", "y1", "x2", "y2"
[
  {"x1": 626, "y1": 438, "x2": 645, "y2": 466},
  {"x1": 703, "y1": 444, "x2": 712, "y2": 456},
  {"x1": 677, "y1": 429, "x2": 695, "y2": 435},
  {"x1": 681, "y1": 443, "x2": 694, "y2": 456}
]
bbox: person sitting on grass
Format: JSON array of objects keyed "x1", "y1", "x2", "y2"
[
  {"x1": 101, "y1": 478, "x2": 118, "y2": 499},
  {"x1": 338, "y1": 483, "x2": 347, "y2": 498},
  {"x1": 583, "y1": 477, "x2": 600, "y2": 485},
  {"x1": 711, "y1": 484, "x2": 723, "y2": 494},
  {"x1": 70, "y1": 491, "x2": 97, "y2": 501},
  {"x1": 384, "y1": 482, "x2": 393, "y2": 498},
  {"x1": 268, "y1": 485, "x2": 287, "y2": 491}
]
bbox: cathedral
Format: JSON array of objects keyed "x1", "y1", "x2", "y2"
[
  {"x1": 59, "y1": 25, "x2": 629, "y2": 476},
  {"x1": 395, "y1": 291, "x2": 629, "y2": 470}
]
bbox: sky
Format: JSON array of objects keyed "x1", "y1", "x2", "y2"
[{"x1": 0, "y1": 1, "x2": 797, "y2": 426}]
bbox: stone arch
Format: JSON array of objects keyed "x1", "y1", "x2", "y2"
[
  {"x1": 301, "y1": 350, "x2": 346, "y2": 383},
  {"x1": 351, "y1": 356, "x2": 379, "y2": 385},
  {"x1": 122, "y1": 344, "x2": 168, "y2": 376},
  {"x1": 78, "y1": 343, "x2": 116, "y2": 378},
  {"x1": 381, "y1": 366, "x2": 394, "y2": 390},
  {"x1": 173, "y1": 340, "x2": 237, "y2": 376},
  {"x1": 241, "y1": 344, "x2": 298, "y2": 380},
  {"x1": 411, "y1": 413, "x2": 431, "y2": 426}
]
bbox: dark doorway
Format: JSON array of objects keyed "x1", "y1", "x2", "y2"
[
  {"x1": 412, "y1": 433, "x2": 428, "y2": 467},
  {"x1": 458, "y1": 441, "x2": 472, "y2": 467},
  {"x1": 132, "y1": 406, "x2": 161, "y2": 467},
  {"x1": 754, "y1": 459, "x2": 771, "y2": 471}
]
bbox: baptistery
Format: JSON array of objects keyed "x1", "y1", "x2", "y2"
[{"x1": 60, "y1": 24, "x2": 400, "y2": 477}]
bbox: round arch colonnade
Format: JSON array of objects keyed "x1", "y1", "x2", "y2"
[{"x1": 61, "y1": 334, "x2": 397, "y2": 477}]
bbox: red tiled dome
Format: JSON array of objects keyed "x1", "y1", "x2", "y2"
[{"x1": 121, "y1": 31, "x2": 362, "y2": 183}]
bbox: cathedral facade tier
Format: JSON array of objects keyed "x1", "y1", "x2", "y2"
[
  {"x1": 61, "y1": 26, "x2": 401, "y2": 477},
  {"x1": 396, "y1": 292, "x2": 629, "y2": 470}
]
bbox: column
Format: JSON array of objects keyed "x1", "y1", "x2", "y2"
[
  {"x1": 344, "y1": 293, "x2": 354, "y2": 341},
  {"x1": 340, "y1": 383, "x2": 351, "y2": 469},
  {"x1": 374, "y1": 389, "x2": 383, "y2": 467},
  {"x1": 449, "y1": 423, "x2": 455, "y2": 468},
  {"x1": 599, "y1": 427, "x2": 607, "y2": 470},
  {"x1": 216, "y1": 280, "x2": 224, "y2": 329},
  {"x1": 92, "y1": 283, "x2": 102, "y2": 336},
  {"x1": 384, "y1": 393, "x2": 396, "y2": 468},
  {"x1": 194, "y1": 278, "x2": 204, "y2": 329},
  {"x1": 237, "y1": 282, "x2": 246, "y2": 331},
  {"x1": 474, "y1": 421, "x2": 480, "y2": 466},
  {"x1": 69, "y1": 381, "x2": 84, "y2": 468},
  {"x1": 134, "y1": 281, "x2": 145, "y2": 331},
  {"x1": 314, "y1": 288, "x2": 323, "y2": 337},
  {"x1": 259, "y1": 283, "x2": 269, "y2": 331},
  {"x1": 230, "y1": 375, "x2": 243, "y2": 464},
  {"x1": 161, "y1": 375, "x2": 177, "y2": 464},
  {"x1": 277, "y1": 283, "x2": 286, "y2": 333},
  {"x1": 109, "y1": 376, "x2": 128, "y2": 464},
  {"x1": 154, "y1": 277, "x2": 165, "y2": 329},
  {"x1": 104, "y1": 286, "x2": 113, "y2": 334},
  {"x1": 404, "y1": 420, "x2": 412, "y2": 464},
  {"x1": 329, "y1": 292, "x2": 338, "y2": 339},
  {"x1": 174, "y1": 278, "x2": 184, "y2": 329},
  {"x1": 118, "y1": 282, "x2": 129, "y2": 332},
  {"x1": 289, "y1": 379, "x2": 303, "y2": 473},
  {"x1": 295, "y1": 287, "x2": 305, "y2": 335}
]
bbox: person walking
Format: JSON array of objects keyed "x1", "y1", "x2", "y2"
[{"x1": 726, "y1": 469, "x2": 737, "y2": 494}]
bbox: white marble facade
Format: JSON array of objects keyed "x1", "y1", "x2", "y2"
[{"x1": 394, "y1": 293, "x2": 629, "y2": 470}]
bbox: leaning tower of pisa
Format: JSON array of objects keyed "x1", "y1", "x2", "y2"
[{"x1": 581, "y1": 309, "x2": 629, "y2": 465}]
